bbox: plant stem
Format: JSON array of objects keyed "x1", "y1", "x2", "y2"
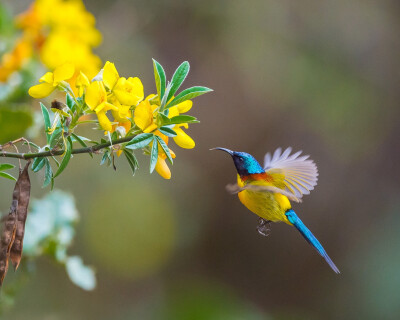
[{"x1": 0, "y1": 136, "x2": 135, "y2": 160}]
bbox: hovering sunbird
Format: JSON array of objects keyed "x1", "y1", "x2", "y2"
[{"x1": 212, "y1": 147, "x2": 339, "y2": 274}]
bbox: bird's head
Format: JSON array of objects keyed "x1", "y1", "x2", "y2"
[{"x1": 211, "y1": 147, "x2": 265, "y2": 176}]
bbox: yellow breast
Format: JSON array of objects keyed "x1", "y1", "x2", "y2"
[{"x1": 237, "y1": 174, "x2": 292, "y2": 224}]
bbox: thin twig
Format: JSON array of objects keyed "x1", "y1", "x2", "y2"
[{"x1": 0, "y1": 136, "x2": 135, "y2": 160}]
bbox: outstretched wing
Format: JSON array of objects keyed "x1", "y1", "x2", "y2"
[{"x1": 264, "y1": 147, "x2": 318, "y2": 199}]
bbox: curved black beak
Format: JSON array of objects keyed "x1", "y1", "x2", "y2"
[{"x1": 210, "y1": 147, "x2": 234, "y2": 155}]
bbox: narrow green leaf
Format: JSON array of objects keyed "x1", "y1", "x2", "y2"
[
  {"x1": 49, "y1": 125, "x2": 62, "y2": 149},
  {"x1": 149, "y1": 137, "x2": 158, "y2": 173},
  {"x1": 153, "y1": 59, "x2": 166, "y2": 101},
  {"x1": 158, "y1": 113, "x2": 171, "y2": 126},
  {"x1": 0, "y1": 171, "x2": 16, "y2": 181},
  {"x1": 100, "y1": 150, "x2": 110, "y2": 166},
  {"x1": 160, "y1": 82, "x2": 172, "y2": 110},
  {"x1": 66, "y1": 93, "x2": 76, "y2": 112},
  {"x1": 54, "y1": 137, "x2": 72, "y2": 178},
  {"x1": 125, "y1": 133, "x2": 154, "y2": 149},
  {"x1": 169, "y1": 115, "x2": 199, "y2": 125},
  {"x1": 167, "y1": 61, "x2": 190, "y2": 102},
  {"x1": 158, "y1": 126, "x2": 177, "y2": 137},
  {"x1": 156, "y1": 136, "x2": 173, "y2": 164},
  {"x1": 123, "y1": 149, "x2": 139, "y2": 176},
  {"x1": 23, "y1": 141, "x2": 40, "y2": 150},
  {"x1": 43, "y1": 159, "x2": 52, "y2": 188},
  {"x1": 70, "y1": 133, "x2": 92, "y2": 158},
  {"x1": 32, "y1": 157, "x2": 46, "y2": 172},
  {"x1": 166, "y1": 86, "x2": 212, "y2": 108},
  {"x1": 40, "y1": 103, "x2": 51, "y2": 143},
  {"x1": 0, "y1": 163, "x2": 14, "y2": 171}
]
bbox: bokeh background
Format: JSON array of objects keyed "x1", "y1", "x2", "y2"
[{"x1": 1, "y1": 0, "x2": 400, "y2": 319}]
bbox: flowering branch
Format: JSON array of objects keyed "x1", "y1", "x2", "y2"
[{"x1": 0, "y1": 136, "x2": 135, "y2": 160}]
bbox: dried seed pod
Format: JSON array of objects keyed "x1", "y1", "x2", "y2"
[
  {"x1": 0, "y1": 193, "x2": 18, "y2": 286},
  {"x1": 10, "y1": 162, "x2": 31, "y2": 270}
]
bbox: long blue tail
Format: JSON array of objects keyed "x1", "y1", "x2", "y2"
[{"x1": 285, "y1": 209, "x2": 340, "y2": 274}]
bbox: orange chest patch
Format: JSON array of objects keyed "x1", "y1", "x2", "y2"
[{"x1": 241, "y1": 172, "x2": 273, "y2": 182}]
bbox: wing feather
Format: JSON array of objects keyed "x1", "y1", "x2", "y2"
[{"x1": 264, "y1": 147, "x2": 318, "y2": 199}]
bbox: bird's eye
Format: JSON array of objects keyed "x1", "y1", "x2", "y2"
[{"x1": 239, "y1": 157, "x2": 244, "y2": 162}]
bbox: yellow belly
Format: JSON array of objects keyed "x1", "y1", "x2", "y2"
[{"x1": 237, "y1": 177, "x2": 292, "y2": 224}]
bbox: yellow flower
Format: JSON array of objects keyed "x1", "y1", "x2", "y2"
[
  {"x1": 85, "y1": 81, "x2": 118, "y2": 132},
  {"x1": 3, "y1": 0, "x2": 102, "y2": 83},
  {"x1": 155, "y1": 140, "x2": 176, "y2": 180},
  {"x1": 134, "y1": 98, "x2": 158, "y2": 133},
  {"x1": 102, "y1": 61, "x2": 119, "y2": 90},
  {"x1": 29, "y1": 62, "x2": 75, "y2": 98},
  {"x1": 134, "y1": 96, "x2": 195, "y2": 149},
  {"x1": 168, "y1": 100, "x2": 195, "y2": 149},
  {"x1": 102, "y1": 61, "x2": 144, "y2": 106},
  {"x1": 113, "y1": 77, "x2": 144, "y2": 105},
  {"x1": 75, "y1": 71, "x2": 90, "y2": 96},
  {"x1": 173, "y1": 124, "x2": 195, "y2": 149}
]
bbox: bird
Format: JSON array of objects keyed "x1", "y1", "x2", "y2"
[{"x1": 212, "y1": 147, "x2": 340, "y2": 274}]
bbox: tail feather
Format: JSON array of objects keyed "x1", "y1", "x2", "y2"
[{"x1": 285, "y1": 209, "x2": 340, "y2": 274}]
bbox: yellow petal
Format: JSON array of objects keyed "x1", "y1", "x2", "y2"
[
  {"x1": 39, "y1": 72, "x2": 54, "y2": 84},
  {"x1": 112, "y1": 104, "x2": 131, "y2": 122},
  {"x1": 168, "y1": 106, "x2": 179, "y2": 118},
  {"x1": 113, "y1": 77, "x2": 144, "y2": 106},
  {"x1": 28, "y1": 82, "x2": 55, "y2": 98},
  {"x1": 173, "y1": 127, "x2": 195, "y2": 149},
  {"x1": 53, "y1": 62, "x2": 75, "y2": 83},
  {"x1": 96, "y1": 111, "x2": 112, "y2": 132},
  {"x1": 76, "y1": 71, "x2": 90, "y2": 88},
  {"x1": 176, "y1": 100, "x2": 193, "y2": 113},
  {"x1": 155, "y1": 156, "x2": 171, "y2": 179},
  {"x1": 85, "y1": 81, "x2": 106, "y2": 111},
  {"x1": 102, "y1": 61, "x2": 119, "y2": 90},
  {"x1": 143, "y1": 123, "x2": 158, "y2": 133},
  {"x1": 127, "y1": 77, "x2": 144, "y2": 103},
  {"x1": 134, "y1": 99, "x2": 154, "y2": 131}
]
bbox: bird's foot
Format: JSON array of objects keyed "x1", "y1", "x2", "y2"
[{"x1": 257, "y1": 218, "x2": 271, "y2": 237}]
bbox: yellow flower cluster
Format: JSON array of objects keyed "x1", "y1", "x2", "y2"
[
  {"x1": 29, "y1": 61, "x2": 199, "y2": 180},
  {"x1": 134, "y1": 96, "x2": 195, "y2": 179},
  {"x1": 0, "y1": 0, "x2": 101, "y2": 83}
]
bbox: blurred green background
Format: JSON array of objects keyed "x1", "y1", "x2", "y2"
[{"x1": 1, "y1": 0, "x2": 400, "y2": 319}]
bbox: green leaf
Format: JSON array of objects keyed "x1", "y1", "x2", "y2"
[
  {"x1": 43, "y1": 159, "x2": 52, "y2": 188},
  {"x1": 166, "y1": 86, "x2": 212, "y2": 109},
  {"x1": 156, "y1": 136, "x2": 173, "y2": 164},
  {"x1": 0, "y1": 171, "x2": 16, "y2": 181},
  {"x1": 49, "y1": 125, "x2": 62, "y2": 149},
  {"x1": 65, "y1": 256, "x2": 96, "y2": 291},
  {"x1": 70, "y1": 133, "x2": 92, "y2": 158},
  {"x1": 169, "y1": 115, "x2": 199, "y2": 125},
  {"x1": 167, "y1": 61, "x2": 190, "y2": 102},
  {"x1": 66, "y1": 93, "x2": 76, "y2": 112},
  {"x1": 40, "y1": 103, "x2": 51, "y2": 144},
  {"x1": 54, "y1": 137, "x2": 72, "y2": 178},
  {"x1": 158, "y1": 113, "x2": 171, "y2": 126},
  {"x1": 123, "y1": 149, "x2": 139, "y2": 176},
  {"x1": 160, "y1": 82, "x2": 172, "y2": 110},
  {"x1": 23, "y1": 141, "x2": 40, "y2": 150},
  {"x1": 125, "y1": 133, "x2": 154, "y2": 150},
  {"x1": 0, "y1": 163, "x2": 14, "y2": 171},
  {"x1": 158, "y1": 126, "x2": 177, "y2": 137},
  {"x1": 149, "y1": 137, "x2": 158, "y2": 173},
  {"x1": 153, "y1": 59, "x2": 166, "y2": 101},
  {"x1": 32, "y1": 157, "x2": 46, "y2": 172},
  {"x1": 100, "y1": 150, "x2": 111, "y2": 166}
]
